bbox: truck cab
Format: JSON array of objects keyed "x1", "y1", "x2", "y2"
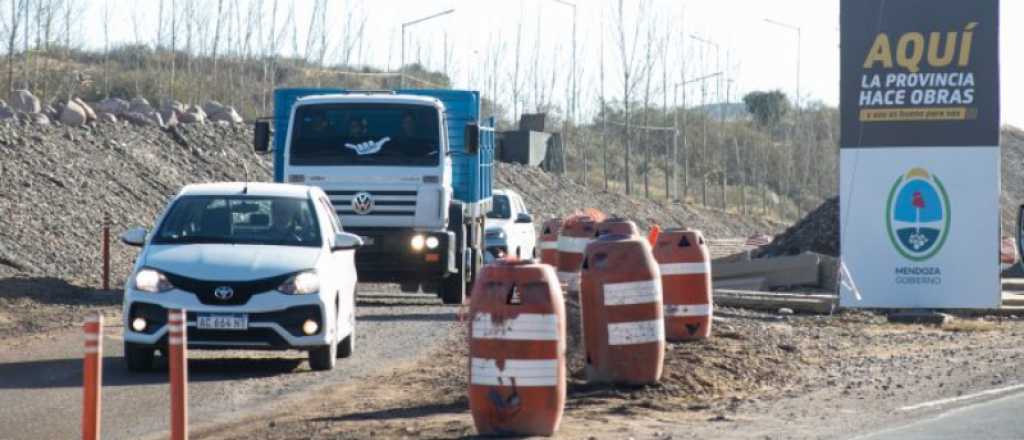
[{"x1": 254, "y1": 89, "x2": 494, "y2": 304}]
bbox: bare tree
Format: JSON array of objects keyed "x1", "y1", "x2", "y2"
[{"x1": 613, "y1": 0, "x2": 649, "y2": 195}]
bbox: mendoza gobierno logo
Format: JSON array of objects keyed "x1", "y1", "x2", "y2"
[{"x1": 886, "y1": 168, "x2": 950, "y2": 284}]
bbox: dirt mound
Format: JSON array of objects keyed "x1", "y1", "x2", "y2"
[
  {"x1": 494, "y1": 162, "x2": 783, "y2": 239},
  {"x1": 0, "y1": 122, "x2": 269, "y2": 286},
  {"x1": 757, "y1": 197, "x2": 839, "y2": 258},
  {"x1": 1001, "y1": 126, "x2": 1024, "y2": 234}
]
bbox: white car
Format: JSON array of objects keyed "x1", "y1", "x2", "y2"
[
  {"x1": 484, "y1": 189, "x2": 537, "y2": 261},
  {"x1": 119, "y1": 182, "x2": 363, "y2": 372}
]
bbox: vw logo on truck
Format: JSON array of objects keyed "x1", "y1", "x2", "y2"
[{"x1": 351, "y1": 192, "x2": 374, "y2": 215}]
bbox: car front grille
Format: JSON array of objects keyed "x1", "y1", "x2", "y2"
[
  {"x1": 163, "y1": 271, "x2": 295, "y2": 306},
  {"x1": 326, "y1": 190, "x2": 418, "y2": 217}
]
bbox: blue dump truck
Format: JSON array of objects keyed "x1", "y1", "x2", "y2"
[{"x1": 253, "y1": 88, "x2": 494, "y2": 304}]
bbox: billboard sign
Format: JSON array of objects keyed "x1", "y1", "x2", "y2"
[{"x1": 839, "y1": 0, "x2": 1000, "y2": 308}]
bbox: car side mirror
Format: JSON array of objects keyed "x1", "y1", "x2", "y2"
[
  {"x1": 120, "y1": 227, "x2": 148, "y2": 247},
  {"x1": 333, "y1": 232, "x2": 364, "y2": 251},
  {"x1": 515, "y1": 213, "x2": 533, "y2": 224},
  {"x1": 464, "y1": 122, "x2": 480, "y2": 154},
  {"x1": 254, "y1": 121, "x2": 271, "y2": 154}
]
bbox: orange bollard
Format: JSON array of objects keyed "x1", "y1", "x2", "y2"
[
  {"x1": 596, "y1": 217, "x2": 640, "y2": 237},
  {"x1": 468, "y1": 259, "x2": 566, "y2": 436},
  {"x1": 647, "y1": 224, "x2": 661, "y2": 247},
  {"x1": 580, "y1": 234, "x2": 664, "y2": 385},
  {"x1": 168, "y1": 309, "x2": 188, "y2": 440},
  {"x1": 653, "y1": 229, "x2": 713, "y2": 341},
  {"x1": 556, "y1": 214, "x2": 600, "y2": 296},
  {"x1": 538, "y1": 218, "x2": 563, "y2": 267},
  {"x1": 82, "y1": 313, "x2": 103, "y2": 440}
]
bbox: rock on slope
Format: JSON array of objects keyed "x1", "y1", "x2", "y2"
[
  {"x1": 0, "y1": 122, "x2": 268, "y2": 285},
  {"x1": 0, "y1": 123, "x2": 783, "y2": 288},
  {"x1": 493, "y1": 162, "x2": 783, "y2": 238},
  {"x1": 756, "y1": 126, "x2": 1024, "y2": 258}
]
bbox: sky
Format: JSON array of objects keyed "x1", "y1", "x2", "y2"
[{"x1": 81, "y1": 0, "x2": 1022, "y2": 127}]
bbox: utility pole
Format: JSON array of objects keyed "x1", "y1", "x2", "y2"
[{"x1": 400, "y1": 8, "x2": 455, "y2": 88}]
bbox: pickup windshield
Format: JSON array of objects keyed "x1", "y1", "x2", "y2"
[
  {"x1": 152, "y1": 196, "x2": 321, "y2": 247},
  {"x1": 289, "y1": 103, "x2": 441, "y2": 166}
]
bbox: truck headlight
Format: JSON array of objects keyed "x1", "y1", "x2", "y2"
[
  {"x1": 134, "y1": 268, "x2": 174, "y2": 293},
  {"x1": 426, "y1": 236, "x2": 440, "y2": 249},
  {"x1": 411, "y1": 235, "x2": 425, "y2": 251},
  {"x1": 278, "y1": 271, "x2": 320, "y2": 295}
]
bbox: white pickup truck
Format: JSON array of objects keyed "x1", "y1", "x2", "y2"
[{"x1": 484, "y1": 189, "x2": 537, "y2": 262}]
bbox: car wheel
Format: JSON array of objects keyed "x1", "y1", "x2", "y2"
[
  {"x1": 516, "y1": 247, "x2": 521, "y2": 259},
  {"x1": 124, "y1": 342, "x2": 155, "y2": 372},
  {"x1": 337, "y1": 294, "x2": 355, "y2": 358},
  {"x1": 309, "y1": 342, "x2": 337, "y2": 371}
]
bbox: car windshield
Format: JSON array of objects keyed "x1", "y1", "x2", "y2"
[
  {"x1": 487, "y1": 195, "x2": 511, "y2": 219},
  {"x1": 152, "y1": 196, "x2": 321, "y2": 247},
  {"x1": 289, "y1": 103, "x2": 441, "y2": 167}
]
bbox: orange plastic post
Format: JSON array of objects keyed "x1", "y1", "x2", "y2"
[
  {"x1": 168, "y1": 309, "x2": 188, "y2": 440},
  {"x1": 101, "y1": 216, "x2": 110, "y2": 291},
  {"x1": 647, "y1": 224, "x2": 662, "y2": 247},
  {"x1": 82, "y1": 313, "x2": 103, "y2": 440}
]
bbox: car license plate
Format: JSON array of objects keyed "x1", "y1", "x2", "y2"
[
  {"x1": 197, "y1": 313, "x2": 248, "y2": 330},
  {"x1": 360, "y1": 236, "x2": 375, "y2": 246}
]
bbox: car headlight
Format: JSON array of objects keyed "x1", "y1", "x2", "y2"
[
  {"x1": 278, "y1": 270, "x2": 320, "y2": 295},
  {"x1": 425, "y1": 236, "x2": 440, "y2": 249},
  {"x1": 487, "y1": 230, "x2": 506, "y2": 240},
  {"x1": 134, "y1": 268, "x2": 174, "y2": 293}
]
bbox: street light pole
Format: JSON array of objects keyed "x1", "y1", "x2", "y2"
[
  {"x1": 400, "y1": 8, "x2": 455, "y2": 88},
  {"x1": 764, "y1": 18, "x2": 801, "y2": 108}
]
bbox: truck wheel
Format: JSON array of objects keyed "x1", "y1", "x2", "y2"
[
  {"x1": 440, "y1": 270, "x2": 466, "y2": 304},
  {"x1": 309, "y1": 343, "x2": 337, "y2": 371},
  {"x1": 124, "y1": 342, "x2": 155, "y2": 372}
]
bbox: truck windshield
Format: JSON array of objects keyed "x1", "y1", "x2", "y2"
[
  {"x1": 487, "y1": 195, "x2": 511, "y2": 219},
  {"x1": 152, "y1": 196, "x2": 322, "y2": 247},
  {"x1": 289, "y1": 103, "x2": 441, "y2": 166}
]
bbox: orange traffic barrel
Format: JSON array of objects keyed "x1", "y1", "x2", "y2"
[
  {"x1": 596, "y1": 217, "x2": 640, "y2": 237},
  {"x1": 468, "y1": 258, "x2": 567, "y2": 436},
  {"x1": 556, "y1": 214, "x2": 599, "y2": 294},
  {"x1": 653, "y1": 228, "x2": 712, "y2": 341},
  {"x1": 539, "y1": 218, "x2": 563, "y2": 267},
  {"x1": 580, "y1": 234, "x2": 664, "y2": 385}
]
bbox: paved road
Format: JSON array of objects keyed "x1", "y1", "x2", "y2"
[
  {"x1": 859, "y1": 390, "x2": 1024, "y2": 440},
  {"x1": 0, "y1": 290, "x2": 458, "y2": 440}
]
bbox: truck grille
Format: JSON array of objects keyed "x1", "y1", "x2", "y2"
[{"x1": 326, "y1": 190, "x2": 417, "y2": 217}]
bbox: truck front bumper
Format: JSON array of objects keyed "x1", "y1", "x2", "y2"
[{"x1": 348, "y1": 228, "x2": 456, "y2": 283}]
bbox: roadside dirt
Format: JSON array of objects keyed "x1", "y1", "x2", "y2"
[{"x1": 201, "y1": 306, "x2": 1024, "y2": 439}]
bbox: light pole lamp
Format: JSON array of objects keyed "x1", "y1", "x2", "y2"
[
  {"x1": 764, "y1": 18, "x2": 801, "y2": 108},
  {"x1": 400, "y1": 8, "x2": 455, "y2": 88}
]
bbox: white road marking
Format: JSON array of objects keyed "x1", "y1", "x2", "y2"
[{"x1": 898, "y1": 383, "x2": 1024, "y2": 411}]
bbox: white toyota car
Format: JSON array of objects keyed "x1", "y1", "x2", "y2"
[
  {"x1": 484, "y1": 189, "x2": 537, "y2": 262},
  {"x1": 120, "y1": 182, "x2": 362, "y2": 371}
]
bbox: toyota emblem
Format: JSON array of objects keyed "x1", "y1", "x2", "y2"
[
  {"x1": 214, "y1": 286, "x2": 234, "y2": 301},
  {"x1": 351, "y1": 191, "x2": 374, "y2": 215}
]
